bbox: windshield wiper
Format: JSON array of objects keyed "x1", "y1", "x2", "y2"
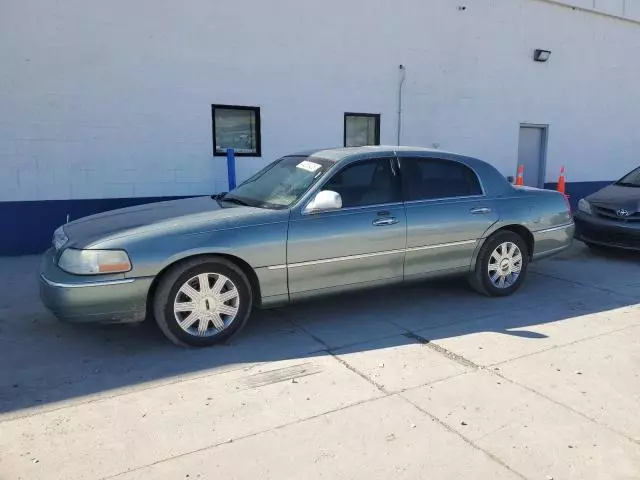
[
  {"x1": 211, "y1": 192, "x2": 253, "y2": 207},
  {"x1": 210, "y1": 192, "x2": 228, "y2": 207},
  {"x1": 615, "y1": 182, "x2": 640, "y2": 188},
  {"x1": 220, "y1": 195, "x2": 250, "y2": 206}
]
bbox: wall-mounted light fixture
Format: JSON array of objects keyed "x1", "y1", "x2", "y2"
[{"x1": 533, "y1": 49, "x2": 551, "y2": 62}]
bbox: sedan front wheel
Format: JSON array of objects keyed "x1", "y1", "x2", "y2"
[{"x1": 153, "y1": 257, "x2": 253, "y2": 347}]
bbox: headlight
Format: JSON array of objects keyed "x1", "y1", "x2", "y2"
[
  {"x1": 52, "y1": 226, "x2": 68, "y2": 250},
  {"x1": 58, "y1": 249, "x2": 132, "y2": 275},
  {"x1": 578, "y1": 198, "x2": 592, "y2": 215}
]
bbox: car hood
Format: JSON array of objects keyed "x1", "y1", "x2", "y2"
[
  {"x1": 587, "y1": 184, "x2": 640, "y2": 209},
  {"x1": 63, "y1": 196, "x2": 281, "y2": 247}
]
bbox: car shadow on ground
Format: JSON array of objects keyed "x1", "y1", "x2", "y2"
[{"x1": 1, "y1": 245, "x2": 639, "y2": 416}]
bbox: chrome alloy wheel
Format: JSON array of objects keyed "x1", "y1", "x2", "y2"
[
  {"x1": 487, "y1": 241, "x2": 523, "y2": 289},
  {"x1": 173, "y1": 273, "x2": 240, "y2": 337}
]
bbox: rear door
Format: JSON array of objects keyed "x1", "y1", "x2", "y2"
[
  {"x1": 400, "y1": 155, "x2": 498, "y2": 278},
  {"x1": 287, "y1": 156, "x2": 406, "y2": 296}
]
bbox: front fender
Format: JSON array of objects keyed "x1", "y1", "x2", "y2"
[{"x1": 121, "y1": 220, "x2": 290, "y2": 279}]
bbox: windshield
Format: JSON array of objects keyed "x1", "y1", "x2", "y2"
[
  {"x1": 616, "y1": 166, "x2": 640, "y2": 187},
  {"x1": 223, "y1": 156, "x2": 333, "y2": 209}
]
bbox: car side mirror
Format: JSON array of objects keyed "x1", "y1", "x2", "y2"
[{"x1": 304, "y1": 190, "x2": 343, "y2": 214}]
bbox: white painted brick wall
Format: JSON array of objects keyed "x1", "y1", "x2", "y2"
[
  {"x1": 1, "y1": 0, "x2": 639, "y2": 201},
  {"x1": 553, "y1": 0, "x2": 640, "y2": 19}
]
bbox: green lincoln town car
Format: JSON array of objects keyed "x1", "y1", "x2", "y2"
[{"x1": 40, "y1": 146, "x2": 574, "y2": 347}]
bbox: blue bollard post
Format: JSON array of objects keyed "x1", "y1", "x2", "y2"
[{"x1": 226, "y1": 148, "x2": 236, "y2": 191}]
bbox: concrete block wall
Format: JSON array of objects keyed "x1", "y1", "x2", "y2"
[{"x1": 553, "y1": 0, "x2": 640, "y2": 20}]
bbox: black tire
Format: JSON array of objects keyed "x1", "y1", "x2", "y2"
[
  {"x1": 153, "y1": 256, "x2": 253, "y2": 347},
  {"x1": 469, "y1": 231, "x2": 530, "y2": 297}
]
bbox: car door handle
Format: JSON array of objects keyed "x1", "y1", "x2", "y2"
[
  {"x1": 470, "y1": 207, "x2": 492, "y2": 214},
  {"x1": 372, "y1": 217, "x2": 398, "y2": 226}
]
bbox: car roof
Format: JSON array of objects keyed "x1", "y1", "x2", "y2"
[{"x1": 293, "y1": 145, "x2": 464, "y2": 162}]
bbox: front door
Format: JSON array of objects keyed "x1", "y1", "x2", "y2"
[
  {"x1": 400, "y1": 155, "x2": 499, "y2": 278},
  {"x1": 517, "y1": 125, "x2": 547, "y2": 188},
  {"x1": 287, "y1": 157, "x2": 406, "y2": 296}
]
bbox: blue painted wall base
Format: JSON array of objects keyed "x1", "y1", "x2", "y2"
[
  {"x1": 543, "y1": 181, "x2": 612, "y2": 212},
  {"x1": 0, "y1": 196, "x2": 190, "y2": 256},
  {"x1": 0, "y1": 180, "x2": 615, "y2": 256}
]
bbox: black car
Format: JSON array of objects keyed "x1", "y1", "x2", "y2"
[{"x1": 575, "y1": 166, "x2": 640, "y2": 251}]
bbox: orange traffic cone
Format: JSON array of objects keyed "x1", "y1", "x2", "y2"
[
  {"x1": 557, "y1": 166, "x2": 566, "y2": 195},
  {"x1": 557, "y1": 166, "x2": 571, "y2": 213},
  {"x1": 515, "y1": 165, "x2": 524, "y2": 186}
]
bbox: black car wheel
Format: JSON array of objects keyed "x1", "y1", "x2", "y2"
[
  {"x1": 470, "y1": 231, "x2": 529, "y2": 297},
  {"x1": 153, "y1": 256, "x2": 253, "y2": 347}
]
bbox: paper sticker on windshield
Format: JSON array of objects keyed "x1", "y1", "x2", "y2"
[{"x1": 296, "y1": 160, "x2": 322, "y2": 173}]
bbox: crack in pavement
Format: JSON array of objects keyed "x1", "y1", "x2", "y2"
[
  {"x1": 98, "y1": 394, "x2": 394, "y2": 480},
  {"x1": 277, "y1": 300, "x2": 640, "y2": 478},
  {"x1": 400, "y1": 323, "x2": 640, "y2": 449},
  {"x1": 276, "y1": 309, "x2": 529, "y2": 480},
  {"x1": 400, "y1": 395, "x2": 529, "y2": 480},
  {"x1": 490, "y1": 323, "x2": 640, "y2": 367},
  {"x1": 398, "y1": 325, "x2": 640, "y2": 449},
  {"x1": 492, "y1": 362, "x2": 640, "y2": 448},
  {"x1": 493, "y1": 369, "x2": 640, "y2": 448},
  {"x1": 401, "y1": 331, "x2": 480, "y2": 370}
]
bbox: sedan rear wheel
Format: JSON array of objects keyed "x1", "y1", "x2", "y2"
[
  {"x1": 487, "y1": 241, "x2": 523, "y2": 289},
  {"x1": 154, "y1": 257, "x2": 252, "y2": 347},
  {"x1": 470, "y1": 231, "x2": 529, "y2": 297}
]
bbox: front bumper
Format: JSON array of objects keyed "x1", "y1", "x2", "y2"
[
  {"x1": 574, "y1": 212, "x2": 640, "y2": 251},
  {"x1": 39, "y1": 248, "x2": 153, "y2": 324}
]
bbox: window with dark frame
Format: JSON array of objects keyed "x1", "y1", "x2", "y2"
[
  {"x1": 400, "y1": 158, "x2": 483, "y2": 201},
  {"x1": 211, "y1": 104, "x2": 261, "y2": 157},
  {"x1": 344, "y1": 113, "x2": 380, "y2": 147},
  {"x1": 324, "y1": 158, "x2": 400, "y2": 208}
]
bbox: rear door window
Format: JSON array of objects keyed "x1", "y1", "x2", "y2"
[{"x1": 401, "y1": 158, "x2": 483, "y2": 201}]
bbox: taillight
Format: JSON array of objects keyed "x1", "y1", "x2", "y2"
[{"x1": 563, "y1": 194, "x2": 572, "y2": 216}]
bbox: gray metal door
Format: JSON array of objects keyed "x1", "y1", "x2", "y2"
[{"x1": 517, "y1": 125, "x2": 547, "y2": 187}]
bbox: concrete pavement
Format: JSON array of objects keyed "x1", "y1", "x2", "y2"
[{"x1": 0, "y1": 245, "x2": 639, "y2": 479}]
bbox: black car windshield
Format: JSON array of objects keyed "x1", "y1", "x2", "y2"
[
  {"x1": 222, "y1": 156, "x2": 333, "y2": 209},
  {"x1": 616, "y1": 167, "x2": 640, "y2": 187}
]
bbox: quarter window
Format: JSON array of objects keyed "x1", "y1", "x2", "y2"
[
  {"x1": 344, "y1": 113, "x2": 380, "y2": 147},
  {"x1": 401, "y1": 158, "x2": 483, "y2": 200},
  {"x1": 212, "y1": 104, "x2": 261, "y2": 156},
  {"x1": 324, "y1": 158, "x2": 400, "y2": 208}
]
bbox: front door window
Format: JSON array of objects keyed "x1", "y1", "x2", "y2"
[{"x1": 324, "y1": 158, "x2": 401, "y2": 208}]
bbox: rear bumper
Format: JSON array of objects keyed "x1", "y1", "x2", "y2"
[
  {"x1": 574, "y1": 212, "x2": 640, "y2": 251},
  {"x1": 532, "y1": 222, "x2": 575, "y2": 261},
  {"x1": 39, "y1": 249, "x2": 153, "y2": 324}
]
